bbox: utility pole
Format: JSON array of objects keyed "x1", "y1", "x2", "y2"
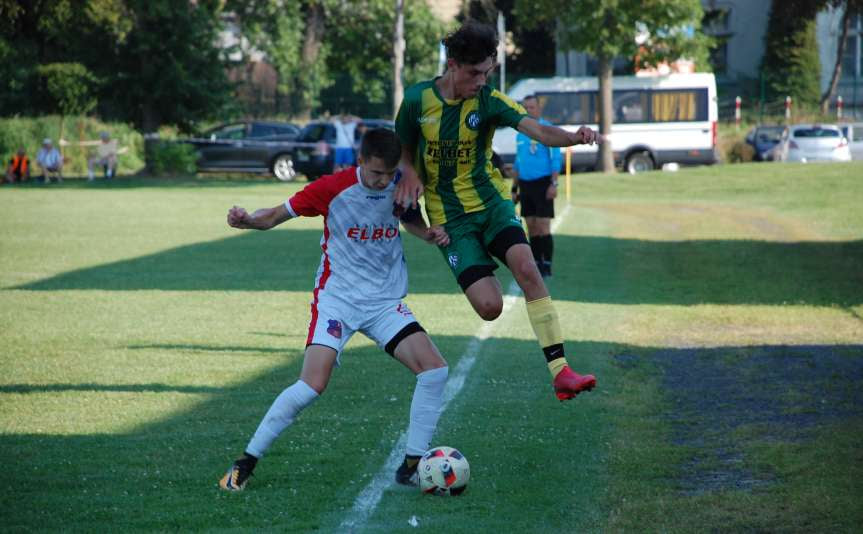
[
  {"x1": 497, "y1": 11, "x2": 506, "y2": 93},
  {"x1": 393, "y1": 0, "x2": 405, "y2": 118}
]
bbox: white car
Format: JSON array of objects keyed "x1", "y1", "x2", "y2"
[{"x1": 777, "y1": 124, "x2": 852, "y2": 163}]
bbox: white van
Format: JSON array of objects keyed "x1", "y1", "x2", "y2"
[{"x1": 493, "y1": 73, "x2": 719, "y2": 173}]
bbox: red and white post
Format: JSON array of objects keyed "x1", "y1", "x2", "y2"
[
  {"x1": 785, "y1": 96, "x2": 792, "y2": 121},
  {"x1": 837, "y1": 95, "x2": 844, "y2": 120},
  {"x1": 735, "y1": 96, "x2": 742, "y2": 129}
]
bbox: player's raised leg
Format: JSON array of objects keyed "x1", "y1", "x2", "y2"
[
  {"x1": 503, "y1": 241, "x2": 596, "y2": 401},
  {"x1": 219, "y1": 344, "x2": 337, "y2": 491},
  {"x1": 388, "y1": 326, "x2": 449, "y2": 486}
]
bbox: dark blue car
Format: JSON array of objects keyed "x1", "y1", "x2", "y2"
[{"x1": 745, "y1": 125, "x2": 787, "y2": 162}]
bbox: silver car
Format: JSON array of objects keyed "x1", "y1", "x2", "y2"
[{"x1": 777, "y1": 124, "x2": 852, "y2": 163}]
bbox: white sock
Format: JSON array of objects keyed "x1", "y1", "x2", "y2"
[
  {"x1": 406, "y1": 366, "x2": 448, "y2": 456},
  {"x1": 245, "y1": 380, "x2": 319, "y2": 458}
]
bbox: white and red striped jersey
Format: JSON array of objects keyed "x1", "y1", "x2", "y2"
[{"x1": 285, "y1": 167, "x2": 408, "y2": 305}]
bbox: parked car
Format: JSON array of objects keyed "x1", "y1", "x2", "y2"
[
  {"x1": 190, "y1": 120, "x2": 302, "y2": 181},
  {"x1": 840, "y1": 122, "x2": 863, "y2": 161},
  {"x1": 775, "y1": 124, "x2": 852, "y2": 163},
  {"x1": 745, "y1": 125, "x2": 787, "y2": 161},
  {"x1": 292, "y1": 119, "x2": 394, "y2": 180}
]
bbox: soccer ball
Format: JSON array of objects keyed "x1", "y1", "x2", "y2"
[{"x1": 418, "y1": 446, "x2": 470, "y2": 496}]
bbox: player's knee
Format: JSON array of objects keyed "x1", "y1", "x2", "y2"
[
  {"x1": 513, "y1": 257, "x2": 542, "y2": 283},
  {"x1": 475, "y1": 298, "x2": 503, "y2": 321},
  {"x1": 304, "y1": 378, "x2": 329, "y2": 395}
]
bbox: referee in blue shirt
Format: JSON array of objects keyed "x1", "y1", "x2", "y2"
[{"x1": 512, "y1": 95, "x2": 562, "y2": 278}]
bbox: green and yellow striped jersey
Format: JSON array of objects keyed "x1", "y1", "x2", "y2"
[{"x1": 395, "y1": 79, "x2": 527, "y2": 225}]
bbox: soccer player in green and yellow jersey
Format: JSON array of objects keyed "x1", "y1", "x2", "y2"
[{"x1": 395, "y1": 21, "x2": 602, "y2": 402}]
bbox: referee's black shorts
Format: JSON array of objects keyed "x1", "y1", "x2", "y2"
[{"x1": 518, "y1": 175, "x2": 555, "y2": 218}]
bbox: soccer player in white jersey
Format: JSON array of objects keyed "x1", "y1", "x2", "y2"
[{"x1": 219, "y1": 128, "x2": 451, "y2": 491}]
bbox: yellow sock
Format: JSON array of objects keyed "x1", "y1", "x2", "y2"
[{"x1": 525, "y1": 296, "x2": 568, "y2": 378}]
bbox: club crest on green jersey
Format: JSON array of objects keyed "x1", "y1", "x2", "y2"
[{"x1": 465, "y1": 111, "x2": 481, "y2": 131}]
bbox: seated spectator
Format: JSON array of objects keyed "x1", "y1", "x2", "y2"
[
  {"x1": 5, "y1": 147, "x2": 30, "y2": 184},
  {"x1": 36, "y1": 138, "x2": 63, "y2": 183},
  {"x1": 86, "y1": 131, "x2": 119, "y2": 181}
]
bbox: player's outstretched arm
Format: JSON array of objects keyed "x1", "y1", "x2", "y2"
[
  {"x1": 517, "y1": 116, "x2": 604, "y2": 147},
  {"x1": 401, "y1": 215, "x2": 450, "y2": 247},
  {"x1": 395, "y1": 145, "x2": 423, "y2": 209},
  {"x1": 227, "y1": 204, "x2": 291, "y2": 230}
]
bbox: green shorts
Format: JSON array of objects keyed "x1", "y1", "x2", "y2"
[{"x1": 438, "y1": 199, "x2": 528, "y2": 291}]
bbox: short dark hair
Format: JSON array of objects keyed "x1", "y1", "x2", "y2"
[
  {"x1": 360, "y1": 128, "x2": 401, "y2": 167},
  {"x1": 443, "y1": 21, "x2": 498, "y2": 65}
]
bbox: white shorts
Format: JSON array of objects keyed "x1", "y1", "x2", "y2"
[{"x1": 306, "y1": 293, "x2": 420, "y2": 365}]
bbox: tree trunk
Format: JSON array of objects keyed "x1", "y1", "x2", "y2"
[
  {"x1": 58, "y1": 115, "x2": 65, "y2": 158},
  {"x1": 597, "y1": 54, "x2": 615, "y2": 173},
  {"x1": 298, "y1": 1, "x2": 326, "y2": 120},
  {"x1": 393, "y1": 0, "x2": 405, "y2": 119},
  {"x1": 820, "y1": 5, "x2": 852, "y2": 115}
]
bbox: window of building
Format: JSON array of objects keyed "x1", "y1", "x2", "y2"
[
  {"x1": 842, "y1": 15, "x2": 861, "y2": 80},
  {"x1": 703, "y1": 7, "x2": 733, "y2": 75}
]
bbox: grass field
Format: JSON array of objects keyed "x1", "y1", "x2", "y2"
[{"x1": 2, "y1": 162, "x2": 862, "y2": 532}]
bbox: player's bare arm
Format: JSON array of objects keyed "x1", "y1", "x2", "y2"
[
  {"x1": 227, "y1": 204, "x2": 291, "y2": 230},
  {"x1": 395, "y1": 145, "x2": 423, "y2": 209},
  {"x1": 402, "y1": 217, "x2": 450, "y2": 247},
  {"x1": 517, "y1": 116, "x2": 603, "y2": 147}
]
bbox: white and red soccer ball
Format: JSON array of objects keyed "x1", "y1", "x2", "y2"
[{"x1": 418, "y1": 446, "x2": 470, "y2": 496}]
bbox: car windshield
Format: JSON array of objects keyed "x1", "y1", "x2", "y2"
[
  {"x1": 756, "y1": 127, "x2": 784, "y2": 142},
  {"x1": 793, "y1": 127, "x2": 840, "y2": 138}
]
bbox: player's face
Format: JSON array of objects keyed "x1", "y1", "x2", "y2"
[
  {"x1": 358, "y1": 155, "x2": 398, "y2": 190},
  {"x1": 523, "y1": 98, "x2": 540, "y2": 119},
  {"x1": 451, "y1": 57, "x2": 495, "y2": 98}
]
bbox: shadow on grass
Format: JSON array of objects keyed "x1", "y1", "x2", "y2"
[
  {"x1": 127, "y1": 343, "x2": 294, "y2": 354},
  {"x1": 615, "y1": 343, "x2": 863, "y2": 495},
  {"x1": 3, "y1": 336, "x2": 862, "y2": 531},
  {"x1": 0, "y1": 383, "x2": 225, "y2": 394},
  {"x1": 11, "y1": 232, "x2": 863, "y2": 306}
]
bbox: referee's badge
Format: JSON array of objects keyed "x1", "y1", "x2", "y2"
[{"x1": 448, "y1": 254, "x2": 459, "y2": 269}]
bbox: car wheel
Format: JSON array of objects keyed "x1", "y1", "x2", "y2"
[
  {"x1": 625, "y1": 151, "x2": 655, "y2": 174},
  {"x1": 272, "y1": 154, "x2": 297, "y2": 182}
]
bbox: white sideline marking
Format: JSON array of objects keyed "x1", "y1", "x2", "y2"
[{"x1": 339, "y1": 206, "x2": 571, "y2": 532}]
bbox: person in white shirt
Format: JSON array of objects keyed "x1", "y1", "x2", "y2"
[
  {"x1": 332, "y1": 112, "x2": 359, "y2": 171},
  {"x1": 86, "y1": 131, "x2": 119, "y2": 181},
  {"x1": 219, "y1": 128, "x2": 451, "y2": 492},
  {"x1": 36, "y1": 138, "x2": 63, "y2": 183}
]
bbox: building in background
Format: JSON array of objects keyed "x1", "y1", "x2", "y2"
[{"x1": 555, "y1": 1, "x2": 862, "y2": 118}]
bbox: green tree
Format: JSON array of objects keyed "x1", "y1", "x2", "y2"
[
  {"x1": 762, "y1": 0, "x2": 823, "y2": 111},
  {"x1": 515, "y1": 0, "x2": 710, "y2": 172},
  {"x1": 820, "y1": 0, "x2": 863, "y2": 113},
  {"x1": 37, "y1": 62, "x2": 98, "y2": 144},
  {"x1": 111, "y1": 0, "x2": 234, "y2": 131},
  {"x1": 1, "y1": 1, "x2": 233, "y2": 131},
  {"x1": 230, "y1": 0, "x2": 446, "y2": 119},
  {"x1": 229, "y1": 0, "x2": 332, "y2": 119},
  {"x1": 323, "y1": 0, "x2": 447, "y2": 116}
]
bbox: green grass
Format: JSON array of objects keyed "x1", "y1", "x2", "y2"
[{"x1": 2, "y1": 163, "x2": 862, "y2": 532}]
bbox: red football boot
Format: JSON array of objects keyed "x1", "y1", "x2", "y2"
[{"x1": 553, "y1": 365, "x2": 596, "y2": 401}]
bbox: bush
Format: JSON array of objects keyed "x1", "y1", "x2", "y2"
[
  {"x1": 716, "y1": 122, "x2": 756, "y2": 163},
  {"x1": 146, "y1": 141, "x2": 196, "y2": 176}
]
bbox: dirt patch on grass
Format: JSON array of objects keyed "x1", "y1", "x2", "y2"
[{"x1": 617, "y1": 344, "x2": 863, "y2": 495}]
